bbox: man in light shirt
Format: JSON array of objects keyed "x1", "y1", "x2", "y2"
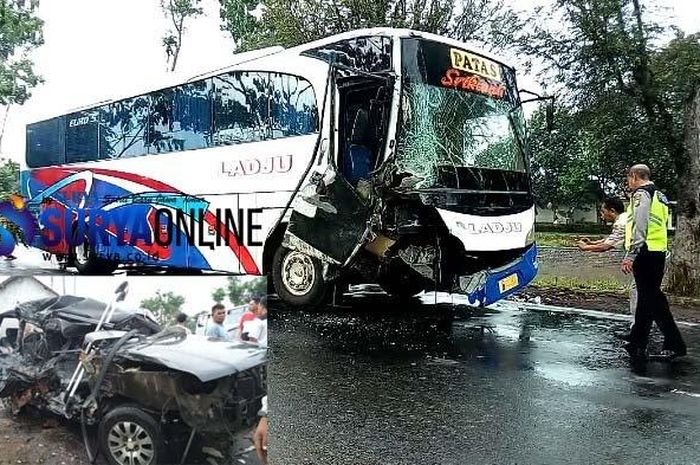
[
  {"x1": 577, "y1": 197, "x2": 637, "y2": 335},
  {"x1": 205, "y1": 303, "x2": 232, "y2": 341},
  {"x1": 242, "y1": 296, "x2": 268, "y2": 347},
  {"x1": 577, "y1": 197, "x2": 628, "y2": 253}
]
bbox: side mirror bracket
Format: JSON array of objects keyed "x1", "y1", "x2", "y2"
[{"x1": 519, "y1": 89, "x2": 556, "y2": 131}]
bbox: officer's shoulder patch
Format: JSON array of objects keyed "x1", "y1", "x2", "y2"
[
  {"x1": 658, "y1": 192, "x2": 670, "y2": 205},
  {"x1": 633, "y1": 192, "x2": 642, "y2": 207}
]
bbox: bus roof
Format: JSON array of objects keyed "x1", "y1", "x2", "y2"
[
  {"x1": 33, "y1": 28, "x2": 514, "y2": 123},
  {"x1": 284, "y1": 27, "x2": 513, "y2": 69}
]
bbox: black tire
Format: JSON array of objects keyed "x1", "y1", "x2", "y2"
[
  {"x1": 98, "y1": 405, "x2": 165, "y2": 465},
  {"x1": 71, "y1": 226, "x2": 118, "y2": 275},
  {"x1": 272, "y1": 246, "x2": 329, "y2": 308},
  {"x1": 378, "y1": 261, "x2": 426, "y2": 300}
]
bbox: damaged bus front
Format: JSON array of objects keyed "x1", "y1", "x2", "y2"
[{"x1": 275, "y1": 30, "x2": 539, "y2": 307}]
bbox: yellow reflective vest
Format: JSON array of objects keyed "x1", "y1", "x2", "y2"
[{"x1": 624, "y1": 185, "x2": 669, "y2": 252}]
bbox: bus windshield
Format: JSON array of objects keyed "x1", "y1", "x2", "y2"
[{"x1": 396, "y1": 38, "x2": 527, "y2": 190}]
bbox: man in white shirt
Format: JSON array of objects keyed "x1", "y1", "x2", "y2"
[
  {"x1": 242, "y1": 296, "x2": 268, "y2": 347},
  {"x1": 577, "y1": 197, "x2": 636, "y2": 335}
]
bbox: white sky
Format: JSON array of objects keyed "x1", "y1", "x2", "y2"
[
  {"x1": 0, "y1": 275, "x2": 234, "y2": 316},
  {"x1": 0, "y1": 0, "x2": 698, "y2": 160}
]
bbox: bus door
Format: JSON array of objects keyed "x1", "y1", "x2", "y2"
[{"x1": 285, "y1": 66, "x2": 393, "y2": 266}]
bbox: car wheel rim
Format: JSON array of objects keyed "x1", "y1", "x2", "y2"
[
  {"x1": 281, "y1": 251, "x2": 315, "y2": 296},
  {"x1": 108, "y1": 421, "x2": 155, "y2": 465}
]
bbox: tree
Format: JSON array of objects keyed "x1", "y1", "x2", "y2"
[
  {"x1": 666, "y1": 86, "x2": 700, "y2": 296},
  {"x1": 161, "y1": 0, "x2": 204, "y2": 71},
  {"x1": 0, "y1": 0, "x2": 43, "y2": 105},
  {"x1": 514, "y1": 0, "x2": 700, "y2": 295},
  {"x1": 212, "y1": 287, "x2": 227, "y2": 303},
  {"x1": 218, "y1": 0, "x2": 521, "y2": 52},
  {"x1": 141, "y1": 290, "x2": 186, "y2": 325},
  {"x1": 0, "y1": 0, "x2": 43, "y2": 149},
  {"x1": 528, "y1": 108, "x2": 604, "y2": 222},
  {"x1": 0, "y1": 158, "x2": 19, "y2": 198},
  {"x1": 225, "y1": 276, "x2": 266, "y2": 305}
]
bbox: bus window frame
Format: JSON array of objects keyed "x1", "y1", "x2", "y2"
[{"x1": 25, "y1": 70, "x2": 322, "y2": 169}]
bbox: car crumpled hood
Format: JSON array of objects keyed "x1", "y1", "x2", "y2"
[{"x1": 116, "y1": 334, "x2": 267, "y2": 382}]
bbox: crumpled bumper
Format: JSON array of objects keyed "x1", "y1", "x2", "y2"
[{"x1": 458, "y1": 244, "x2": 538, "y2": 306}]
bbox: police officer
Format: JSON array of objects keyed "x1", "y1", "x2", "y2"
[{"x1": 621, "y1": 164, "x2": 686, "y2": 358}]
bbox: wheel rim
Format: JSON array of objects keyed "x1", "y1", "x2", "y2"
[
  {"x1": 75, "y1": 242, "x2": 89, "y2": 265},
  {"x1": 281, "y1": 250, "x2": 316, "y2": 296},
  {"x1": 107, "y1": 421, "x2": 155, "y2": 465}
]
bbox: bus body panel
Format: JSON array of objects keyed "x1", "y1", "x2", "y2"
[{"x1": 22, "y1": 134, "x2": 320, "y2": 273}]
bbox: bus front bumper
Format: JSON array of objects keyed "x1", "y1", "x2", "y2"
[{"x1": 458, "y1": 244, "x2": 538, "y2": 306}]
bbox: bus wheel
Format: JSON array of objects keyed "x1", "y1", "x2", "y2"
[
  {"x1": 71, "y1": 238, "x2": 117, "y2": 275},
  {"x1": 272, "y1": 247, "x2": 328, "y2": 307}
]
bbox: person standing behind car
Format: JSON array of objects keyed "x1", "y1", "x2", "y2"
[
  {"x1": 174, "y1": 312, "x2": 191, "y2": 334},
  {"x1": 238, "y1": 295, "x2": 261, "y2": 339},
  {"x1": 242, "y1": 296, "x2": 268, "y2": 347},
  {"x1": 205, "y1": 303, "x2": 232, "y2": 341}
]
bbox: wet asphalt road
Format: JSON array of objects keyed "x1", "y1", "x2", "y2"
[{"x1": 268, "y1": 293, "x2": 700, "y2": 465}]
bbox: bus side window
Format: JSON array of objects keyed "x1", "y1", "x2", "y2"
[
  {"x1": 99, "y1": 95, "x2": 150, "y2": 160},
  {"x1": 213, "y1": 72, "x2": 271, "y2": 146},
  {"x1": 269, "y1": 73, "x2": 319, "y2": 139},
  {"x1": 27, "y1": 118, "x2": 63, "y2": 168},
  {"x1": 65, "y1": 109, "x2": 99, "y2": 163},
  {"x1": 148, "y1": 79, "x2": 213, "y2": 154}
]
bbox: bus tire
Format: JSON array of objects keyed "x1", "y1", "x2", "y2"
[
  {"x1": 71, "y1": 230, "x2": 117, "y2": 275},
  {"x1": 272, "y1": 246, "x2": 329, "y2": 308}
]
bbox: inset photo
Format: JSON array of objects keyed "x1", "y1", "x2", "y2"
[{"x1": 0, "y1": 275, "x2": 268, "y2": 465}]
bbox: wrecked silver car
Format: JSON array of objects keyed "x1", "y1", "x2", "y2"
[{"x1": 0, "y1": 292, "x2": 267, "y2": 465}]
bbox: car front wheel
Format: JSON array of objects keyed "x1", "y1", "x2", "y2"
[{"x1": 98, "y1": 406, "x2": 165, "y2": 465}]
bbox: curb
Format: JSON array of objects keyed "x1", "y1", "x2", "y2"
[{"x1": 518, "y1": 302, "x2": 700, "y2": 328}]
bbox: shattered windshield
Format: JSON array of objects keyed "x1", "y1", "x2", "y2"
[{"x1": 396, "y1": 38, "x2": 527, "y2": 190}]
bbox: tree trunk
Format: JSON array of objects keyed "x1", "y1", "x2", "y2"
[{"x1": 666, "y1": 86, "x2": 700, "y2": 297}]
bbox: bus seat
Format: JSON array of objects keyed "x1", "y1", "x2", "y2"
[{"x1": 344, "y1": 108, "x2": 372, "y2": 185}]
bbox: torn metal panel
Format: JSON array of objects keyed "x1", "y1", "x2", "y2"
[
  {"x1": 397, "y1": 245, "x2": 436, "y2": 279},
  {"x1": 286, "y1": 166, "x2": 372, "y2": 265}
]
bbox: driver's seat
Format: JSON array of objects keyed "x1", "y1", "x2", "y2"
[{"x1": 344, "y1": 108, "x2": 372, "y2": 186}]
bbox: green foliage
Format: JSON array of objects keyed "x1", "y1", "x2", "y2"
[
  {"x1": 536, "y1": 232, "x2": 606, "y2": 247},
  {"x1": 161, "y1": 0, "x2": 204, "y2": 71},
  {"x1": 225, "y1": 276, "x2": 267, "y2": 305},
  {"x1": 211, "y1": 287, "x2": 227, "y2": 304},
  {"x1": 528, "y1": 107, "x2": 604, "y2": 209},
  {"x1": 0, "y1": 158, "x2": 18, "y2": 198},
  {"x1": 141, "y1": 290, "x2": 186, "y2": 326},
  {"x1": 518, "y1": 0, "x2": 700, "y2": 199},
  {"x1": 533, "y1": 275, "x2": 625, "y2": 292},
  {"x1": 218, "y1": 0, "x2": 521, "y2": 52},
  {"x1": 0, "y1": 0, "x2": 43, "y2": 105}
]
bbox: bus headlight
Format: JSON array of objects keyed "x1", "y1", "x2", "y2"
[{"x1": 525, "y1": 224, "x2": 535, "y2": 245}]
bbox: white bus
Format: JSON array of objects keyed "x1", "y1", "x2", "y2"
[{"x1": 21, "y1": 28, "x2": 540, "y2": 307}]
